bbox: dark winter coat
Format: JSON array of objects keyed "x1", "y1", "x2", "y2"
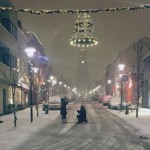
[
  {"x1": 80, "y1": 107, "x2": 86, "y2": 120},
  {"x1": 60, "y1": 106, "x2": 67, "y2": 116},
  {"x1": 77, "y1": 106, "x2": 86, "y2": 121},
  {"x1": 61, "y1": 98, "x2": 68, "y2": 107}
]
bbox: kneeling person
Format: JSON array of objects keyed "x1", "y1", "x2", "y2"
[{"x1": 77, "y1": 105, "x2": 87, "y2": 123}]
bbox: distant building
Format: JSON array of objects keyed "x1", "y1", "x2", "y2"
[{"x1": 76, "y1": 49, "x2": 90, "y2": 95}]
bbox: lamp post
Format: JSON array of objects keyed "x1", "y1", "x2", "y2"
[
  {"x1": 24, "y1": 47, "x2": 36, "y2": 122},
  {"x1": 33, "y1": 67, "x2": 39, "y2": 117},
  {"x1": 49, "y1": 75, "x2": 54, "y2": 96},
  {"x1": 118, "y1": 64, "x2": 125, "y2": 111},
  {"x1": 107, "y1": 79, "x2": 112, "y2": 95},
  {"x1": 9, "y1": 78, "x2": 17, "y2": 127}
]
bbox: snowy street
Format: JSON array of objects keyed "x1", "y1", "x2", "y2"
[{"x1": 0, "y1": 100, "x2": 150, "y2": 150}]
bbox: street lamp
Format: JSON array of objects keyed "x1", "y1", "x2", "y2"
[
  {"x1": 33, "y1": 67, "x2": 39, "y2": 73},
  {"x1": 24, "y1": 47, "x2": 36, "y2": 122},
  {"x1": 107, "y1": 79, "x2": 112, "y2": 95},
  {"x1": 33, "y1": 67, "x2": 39, "y2": 117},
  {"x1": 50, "y1": 75, "x2": 54, "y2": 81},
  {"x1": 107, "y1": 80, "x2": 112, "y2": 84},
  {"x1": 59, "y1": 81, "x2": 62, "y2": 85},
  {"x1": 118, "y1": 64, "x2": 125, "y2": 111},
  {"x1": 47, "y1": 75, "x2": 55, "y2": 96}
]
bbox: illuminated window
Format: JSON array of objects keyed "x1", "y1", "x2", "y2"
[{"x1": 17, "y1": 58, "x2": 20, "y2": 72}]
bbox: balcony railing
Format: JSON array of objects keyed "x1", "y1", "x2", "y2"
[{"x1": 0, "y1": 24, "x2": 18, "y2": 50}]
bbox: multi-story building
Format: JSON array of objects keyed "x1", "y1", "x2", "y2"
[
  {"x1": 0, "y1": 0, "x2": 48, "y2": 114},
  {"x1": 105, "y1": 37, "x2": 150, "y2": 108},
  {"x1": 0, "y1": 0, "x2": 24, "y2": 114},
  {"x1": 24, "y1": 32, "x2": 48, "y2": 105},
  {"x1": 76, "y1": 49, "x2": 90, "y2": 96}
]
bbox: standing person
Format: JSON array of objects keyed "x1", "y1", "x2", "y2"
[
  {"x1": 60, "y1": 98, "x2": 67, "y2": 123},
  {"x1": 64, "y1": 96, "x2": 69, "y2": 105}
]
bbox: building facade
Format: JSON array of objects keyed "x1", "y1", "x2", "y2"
[
  {"x1": 0, "y1": 0, "x2": 48, "y2": 114},
  {"x1": 76, "y1": 49, "x2": 90, "y2": 95},
  {"x1": 105, "y1": 37, "x2": 150, "y2": 108}
]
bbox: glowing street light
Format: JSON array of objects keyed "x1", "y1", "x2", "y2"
[
  {"x1": 118, "y1": 63, "x2": 125, "y2": 111},
  {"x1": 107, "y1": 80, "x2": 112, "y2": 84},
  {"x1": 33, "y1": 67, "x2": 39, "y2": 73},
  {"x1": 24, "y1": 47, "x2": 36, "y2": 57},
  {"x1": 50, "y1": 75, "x2": 54, "y2": 81},
  {"x1": 59, "y1": 81, "x2": 62, "y2": 85},
  {"x1": 118, "y1": 64, "x2": 125, "y2": 71}
]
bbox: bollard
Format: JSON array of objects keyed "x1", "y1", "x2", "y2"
[
  {"x1": 45, "y1": 104, "x2": 49, "y2": 114},
  {"x1": 43, "y1": 103, "x2": 45, "y2": 111},
  {"x1": 125, "y1": 104, "x2": 129, "y2": 115}
]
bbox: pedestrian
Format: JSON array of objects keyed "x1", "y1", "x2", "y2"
[
  {"x1": 63, "y1": 96, "x2": 69, "y2": 105},
  {"x1": 60, "y1": 98, "x2": 67, "y2": 123},
  {"x1": 77, "y1": 105, "x2": 87, "y2": 123}
]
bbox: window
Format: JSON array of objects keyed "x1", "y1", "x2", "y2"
[
  {"x1": 2, "y1": 19, "x2": 10, "y2": 31},
  {"x1": 3, "y1": 53, "x2": 10, "y2": 66},
  {"x1": 17, "y1": 58, "x2": 20, "y2": 72},
  {"x1": 10, "y1": 55, "x2": 17, "y2": 69},
  {"x1": 2, "y1": 18, "x2": 17, "y2": 39}
]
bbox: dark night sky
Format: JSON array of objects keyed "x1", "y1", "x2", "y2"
[{"x1": 11, "y1": 0, "x2": 150, "y2": 86}]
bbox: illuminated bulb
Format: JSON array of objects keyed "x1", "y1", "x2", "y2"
[
  {"x1": 108, "y1": 80, "x2": 112, "y2": 84},
  {"x1": 33, "y1": 67, "x2": 39, "y2": 73},
  {"x1": 24, "y1": 47, "x2": 36, "y2": 57},
  {"x1": 59, "y1": 81, "x2": 62, "y2": 85}
]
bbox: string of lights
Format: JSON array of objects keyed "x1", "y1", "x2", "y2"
[{"x1": 0, "y1": 4, "x2": 150, "y2": 15}]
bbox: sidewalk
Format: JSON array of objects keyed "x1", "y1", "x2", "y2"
[
  {"x1": 107, "y1": 101, "x2": 150, "y2": 143},
  {"x1": 0, "y1": 104, "x2": 60, "y2": 150},
  {"x1": 0, "y1": 104, "x2": 59, "y2": 131}
]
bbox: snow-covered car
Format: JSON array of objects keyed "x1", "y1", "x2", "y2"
[
  {"x1": 102, "y1": 95, "x2": 112, "y2": 106},
  {"x1": 49, "y1": 96, "x2": 61, "y2": 110},
  {"x1": 108, "y1": 96, "x2": 120, "y2": 110}
]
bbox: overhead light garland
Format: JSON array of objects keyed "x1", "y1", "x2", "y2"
[
  {"x1": 70, "y1": 13, "x2": 98, "y2": 48},
  {"x1": 0, "y1": 4, "x2": 150, "y2": 14}
]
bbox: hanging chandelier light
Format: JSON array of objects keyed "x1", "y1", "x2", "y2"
[{"x1": 70, "y1": 13, "x2": 98, "y2": 48}]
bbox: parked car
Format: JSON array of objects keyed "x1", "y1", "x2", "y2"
[
  {"x1": 102, "y1": 95, "x2": 112, "y2": 106},
  {"x1": 99, "y1": 95, "x2": 105, "y2": 103},
  {"x1": 108, "y1": 96, "x2": 120, "y2": 110},
  {"x1": 91, "y1": 93, "x2": 99, "y2": 101},
  {"x1": 49, "y1": 96, "x2": 61, "y2": 110}
]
